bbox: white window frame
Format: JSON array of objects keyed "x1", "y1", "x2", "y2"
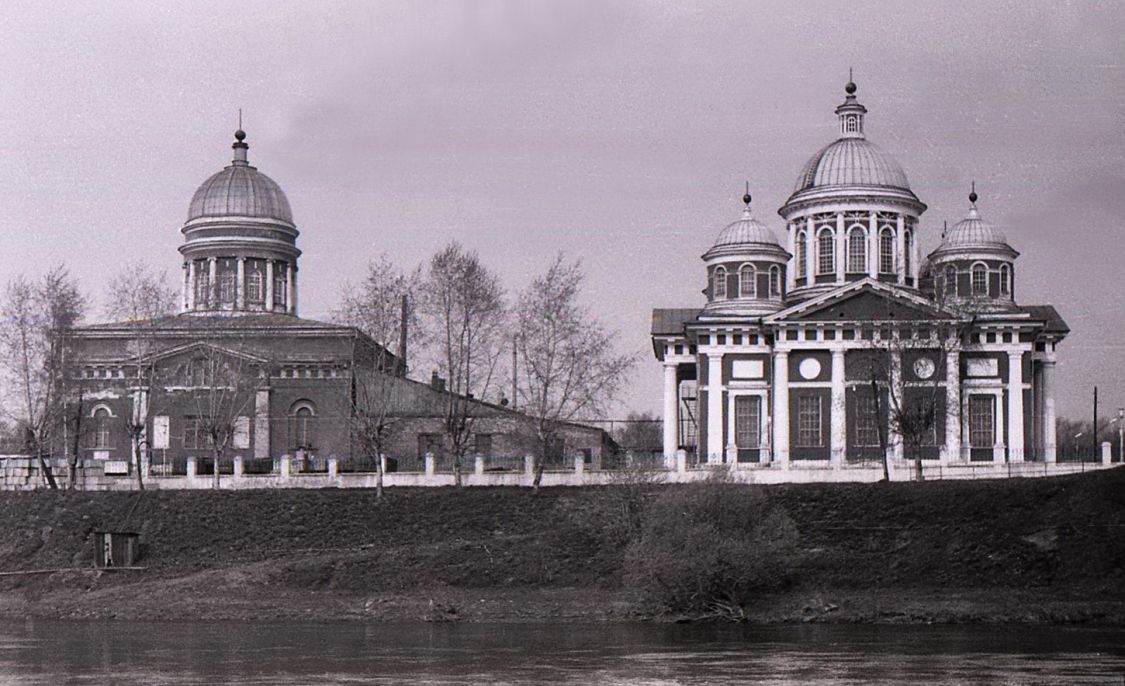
[
  {"x1": 847, "y1": 226, "x2": 866, "y2": 273},
  {"x1": 738, "y1": 264, "x2": 755, "y2": 299},
  {"x1": 712, "y1": 266, "x2": 727, "y2": 300}
]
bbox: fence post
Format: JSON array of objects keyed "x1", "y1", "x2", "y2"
[
  {"x1": 1101, "y1": 441, "x2": 1112, "y2": 465},
  {"x1": 574, "y1": 455, "x2": 585, "y2": 477},
  {"x1": 474, "y1": 455, "x2": 485, "y2": 475},
  {"x1": 186, "y1": 455, "x2": 197, "y2": 478},
  {"x1": 233, "y1": 455, "x2": 244, "y2": 477},
  {"x1": 524, "y1": 454, "x2": 535, "y2": 477},
  {"x1": 380, "y1": 454, "x2": 387, "y2": 475},
  {"x1": 280, "y1": 454, "x2": 291, "y2": 478},
  {"x1": 425, "y1": 452, "x2": 436, "y2": 476},
  {"x1": 327, "y1": 456, "x2": 338, "y2": 476},
  {"x1": 675, "y1": 449, "x2": 687, "y2": 473}
]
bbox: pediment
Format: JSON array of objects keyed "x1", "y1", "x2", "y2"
[
  {"x1": 136, "y1": 341, "x2": 271, "y2": 367},
  {"x1": 766, "y1": 279, "x2": 961, "y2": 324}
]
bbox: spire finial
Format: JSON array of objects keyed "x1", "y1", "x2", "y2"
[
  {"x1": 742, "y1": 181, "x2": 751, "y2": 207},
  {"x1": 969, "y1": 180, "x2": 978, "y2": 204},
  {"x1": 232, "y1": 112, "x2": 249, "y2": 164},
  {"x1": 845, "y1": 68, "x2": 856, "y2": 95}
]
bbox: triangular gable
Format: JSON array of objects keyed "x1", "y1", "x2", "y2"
[
  {"x1": 135, "y1": 341, "x2": 271, "y2": 366},
  {"x1": 765, "y1": 278, "x2": 962, "y2": 324}
]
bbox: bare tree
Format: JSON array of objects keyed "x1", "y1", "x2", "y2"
[
  {"x1": 333, "y1": 255, "x2": 420, "y2": 497},
  {"x1": 515, "y1": 255, "x2": 636, "y2": 491},
  {"x1": 0, "y1": 266, "x2": 85, "y2": 490},
  {"x1": 184, "y1": 343, "x2": 261, "y2": 489},
  {"x1": 104, "y1": 263, "x2": 178, "y2": 490},
  {"x1": 421, "y1": 242, "x2": 505, "y2": 487}
]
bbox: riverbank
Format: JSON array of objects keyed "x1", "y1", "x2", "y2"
[{"x1": 0, "y1": 467, "x2": 1122, "y2": 624}]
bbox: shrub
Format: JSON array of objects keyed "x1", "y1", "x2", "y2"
[{"x1": 625, "y1": 480, "x2": 798, "y2": 620}]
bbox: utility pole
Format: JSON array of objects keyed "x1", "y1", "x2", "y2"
[
  {"x1": 1092, "y1": 386, "x2": 1098, "y2": 461},
  {"x1": 511, "y1": 335, "x2": 518, "y2": 410},
  {"x1": 1118, "y1": 408, "x2": 1124, "y2": 464}
]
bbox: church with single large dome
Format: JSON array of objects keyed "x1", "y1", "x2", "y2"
[{"x1": 652, "y1": 80, "x2": 1068, "y2": 474}]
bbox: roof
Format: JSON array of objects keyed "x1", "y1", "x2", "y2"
[
  {"x1": 931, "y1": 196, "x2": 1017, "y2": 258},
  {"x1": 651, "y1": 308, "x2": 700, "y2": 336},
  {"x1": 704, "y1": 207, "x2": 785, "y2": 258},
  {"x1": 77, "y1": 313, "x2": 355, "y2": 334},
  {"x1": 1019, "y1": 305, "x2": 1070, "y2": 336},
  {"x1": 793, "y1": 137, "x2": 911, "y2": 193}
]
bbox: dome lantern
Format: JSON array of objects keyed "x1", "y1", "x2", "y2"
[{"x1": 835, "y1": 71, "x2": 867, "y2": 139}]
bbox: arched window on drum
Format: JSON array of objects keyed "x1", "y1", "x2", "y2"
[
  {"x1": 738, "y1": 264, "x2": 755, "y2": 298},
  {"x1": 712, "y1": 266, "x2": 727, "y2": 300},
  {"x1": 817, "y1": 229, "x2": 835, "y2": 275},
  {"x1": 879, "y1": 228, "x2": 895, "y2": 274},
  {"x1": 847, "y1": 227, "x2": 866, "y2": 273}
]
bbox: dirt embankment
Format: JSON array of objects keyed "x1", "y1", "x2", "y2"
[{"x1": 0, "y1": 468, "x2": 1122, "y2": 624}]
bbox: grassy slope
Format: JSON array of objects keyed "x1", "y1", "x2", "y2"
[{"x1": 0, "y1": 467, "x2": 1121, "y2": 622}]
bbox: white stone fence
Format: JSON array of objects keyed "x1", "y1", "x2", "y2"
[{"x1": 0, "y1": 450, "x2": 1118, "y2": 491}]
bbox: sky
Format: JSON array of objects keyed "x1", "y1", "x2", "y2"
[{"x1": 0, "y1": 0, "x2": 1123, "y2": 422}]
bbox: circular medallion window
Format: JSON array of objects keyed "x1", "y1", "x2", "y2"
[
  {"x1": 913, "y1": 357, "x2": 936, "y2": 380},
  {"x1": 798, "y1": 357, "x2": 822, "y2": 380}
]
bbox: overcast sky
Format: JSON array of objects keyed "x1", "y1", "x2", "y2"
[{"x1": 0, "y1": 0, "x2": 1123, "y2": 422}]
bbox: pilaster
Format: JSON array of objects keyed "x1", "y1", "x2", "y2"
[
  {"x1": 1007, "y1": 351, "x2": 1025, "y2": 462},
  {"x1": 707, "y1": 353, "x2": 724, "y2": 464},
  {"x1": 772, "y1": 350, "x2": 790, "y2": 468},
  {"x1": 830, "y1": 348, "x2": 846, "y2": 466},
  {"x1": 662, "y1": 362, "x2": 679, "y2": 458}
]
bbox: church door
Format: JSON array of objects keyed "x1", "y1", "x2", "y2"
[{"x1": 734, "y1": 395, "x2": 761, "y2": 463}]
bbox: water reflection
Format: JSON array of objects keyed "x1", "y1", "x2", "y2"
[{"x1": 0, "y1": 619, "x2": 1121, "y2": 684}]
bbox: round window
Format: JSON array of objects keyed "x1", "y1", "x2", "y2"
[
  {"x1": 913, "y1": 357, "x2": 936, "y2": 380},
  {"x1": 798, "y1": 357, "x2": 822, "y2": 380}
]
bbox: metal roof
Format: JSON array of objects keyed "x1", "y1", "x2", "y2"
[{"x1": 793, "y1": 138, "x2": 911, "y2": 193}]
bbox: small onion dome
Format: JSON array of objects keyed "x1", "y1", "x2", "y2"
[
  {"x1": 930, "y1": 190, "x2": 1018, "y2": 259},
  {"x1": 186, "y1": 130, "x2": 294, "y2": 225}
]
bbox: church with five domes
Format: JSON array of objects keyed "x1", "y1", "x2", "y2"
[{"x1": 652, "y1": 80, "x2": 1068, "y2": 472}]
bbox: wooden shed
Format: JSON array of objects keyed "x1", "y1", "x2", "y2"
[{"x1": 93, "y1": 531, "x2": 140, "y2": 568}]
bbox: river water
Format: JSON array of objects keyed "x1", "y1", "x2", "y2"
[{"x1": 0, "y1": 620, "x2": 1122, "y2": 684}]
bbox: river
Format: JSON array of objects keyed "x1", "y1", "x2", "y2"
[{"x1": 0, "y1": 620, "x2": 1121, "y2": 684}]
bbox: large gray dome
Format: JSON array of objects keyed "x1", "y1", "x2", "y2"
[
  {"x1": 793, "y1": 137, "x2": 911, "y2": 193},
  {"x1": 186, "y1": 131, "x2": 293, "y2": 225}
]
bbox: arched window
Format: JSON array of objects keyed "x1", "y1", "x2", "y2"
[
  {"x1": 879, "y1": 228, "x2": 895, "y2": 274},
  {"x1": 194, "y1": 272, "x2": 210, "y2": 307},
  {"x1": 273, "y1": 273, "x2": 287, "y2": 307},
  {"x1": 220, "y1": 273, "x2": 236, "y2": 303},
  {"x1": 971, "y1": 263, "x2": 988, "y2": 295},
  {"x1": 847, "y1": 227, "x2": 866, "y2": 273},
  {"x1": 817, "y1": 229, "x2": 835, "y2": 275},
  {"x1": 712, "y1": 266, "x2": 727, "y2": 300},
  {"x1": 904, "y1": 230, "x2": 913, "y2": 275},
  {"x1": 796, "y1": 232, "x2": 807, "y2": 278},
  {"x1": 247, "y1": 271, "x2": 263, "y2": 302},
  {"x1": 93, "y1": 407, "x2": 111, "y2": 449},
  {"x1": 999, "y1": 264, "x2": 1011, "y2": 296},
  {"x1": 738, "y1": 264, "x2": 755, "y2": 298},
  {"x1": 291, "y1": 402, "x2": 317, "y2": 450},
  {"x1": 769, "y1": 265, "x2": 781, "y2": 297},
  {"x1": 944, "y1": 265, "x2": 958, "y2": 297}
]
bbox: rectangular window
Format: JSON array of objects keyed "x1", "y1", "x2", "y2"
[
  {"x1": 796, "y1": 395, "x2": 823, "y2": 447},
  {"x1": 247, "y1": 272, "x2": 264, "y2": 302},
  {"x1": 233, "y1": 416, "x2": 251, "y2": 450},
  {"x1": 152, "y1": 416, "x2": 170, "y2": 450},
  {"x1": 274, "y1": 275, "x2": 287, "y2": 307},
  {"x1": 183, "y1": 417, "x2": 200, "y2": 450},
  {"x1": 474, "y1": 433, "x2": 493, "y2": 456},
  {"x1": 854, "y1": 395, "x2": 881, "y2": 447},
  {"x1": 734, "y1": 395, "x2": 761, "y2": 448},
  {"x1": 417, "y1": 433, "x2": 441, "y2": 458},
  {"x1": 968, "y1": 395, "x2": 995, "y2": 448}
]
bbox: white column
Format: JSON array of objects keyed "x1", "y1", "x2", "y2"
[
  {"x1": 944, "y1": 348, "x2": 961, "y2": 463},
  {"x1": 186, "y1": 261, "x2": 196, "y2": 311},
  {"x1": 835, "y1": 213, "x2": 845, "y2": 282},
  {"x1": 662, "y1": 362, "x2": 679, "y2": 459},
  {"x1": 786, "y1": 223, "x2": 796, "y2": 291},
  {"x1": 867, "y1": 211, "x2": 878, "y2": 279},
  {"x1": 707, "y1": 353, "x2": 723, "y2": 464},
  {"x1": 772, "y1": 350, "x2": 790, "y2": 468},
  {"x1": 265, "y1": 260, "x2": 275, "y2": 312},
  {"x1": 830, "y1": 348, "x2": 846, "y2": 467},
  {"x1": 1008, "y1": 351, "x2": 1025, "y2": 462},
  {"x1": 994, "y1": 390, "x2": 1006, "y2": 463},
  {"x1": 896, "y1": 214, "x2": 906, "y2": 284},
  {"x1": 286, "y1": 265, "x2": 295, "y2": 315},
  {"x1": 912, "y1": 222, "x2": 921, "y2": 282},
  {"x1": 1043, "y1": 357, "x2": 1057, "y2": 463},
  {"x1": 889, "y1": 350, "x2": 904, "y2": 461},
  {"x1": 207, "y1": 257, "x2": 217, "y2": 309},
  {"x1": 236, "y1": 257, "x2": 246, "y2": 310},
  {"x1": 254, "y1": 389, "x2": 270, "y2": 459},
  {"x1": 804, "y1": 218, "x2": 815, "y2": 285},
  {"x1": 291, "y1": 268, "x2": 299, "y2": 316}
]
